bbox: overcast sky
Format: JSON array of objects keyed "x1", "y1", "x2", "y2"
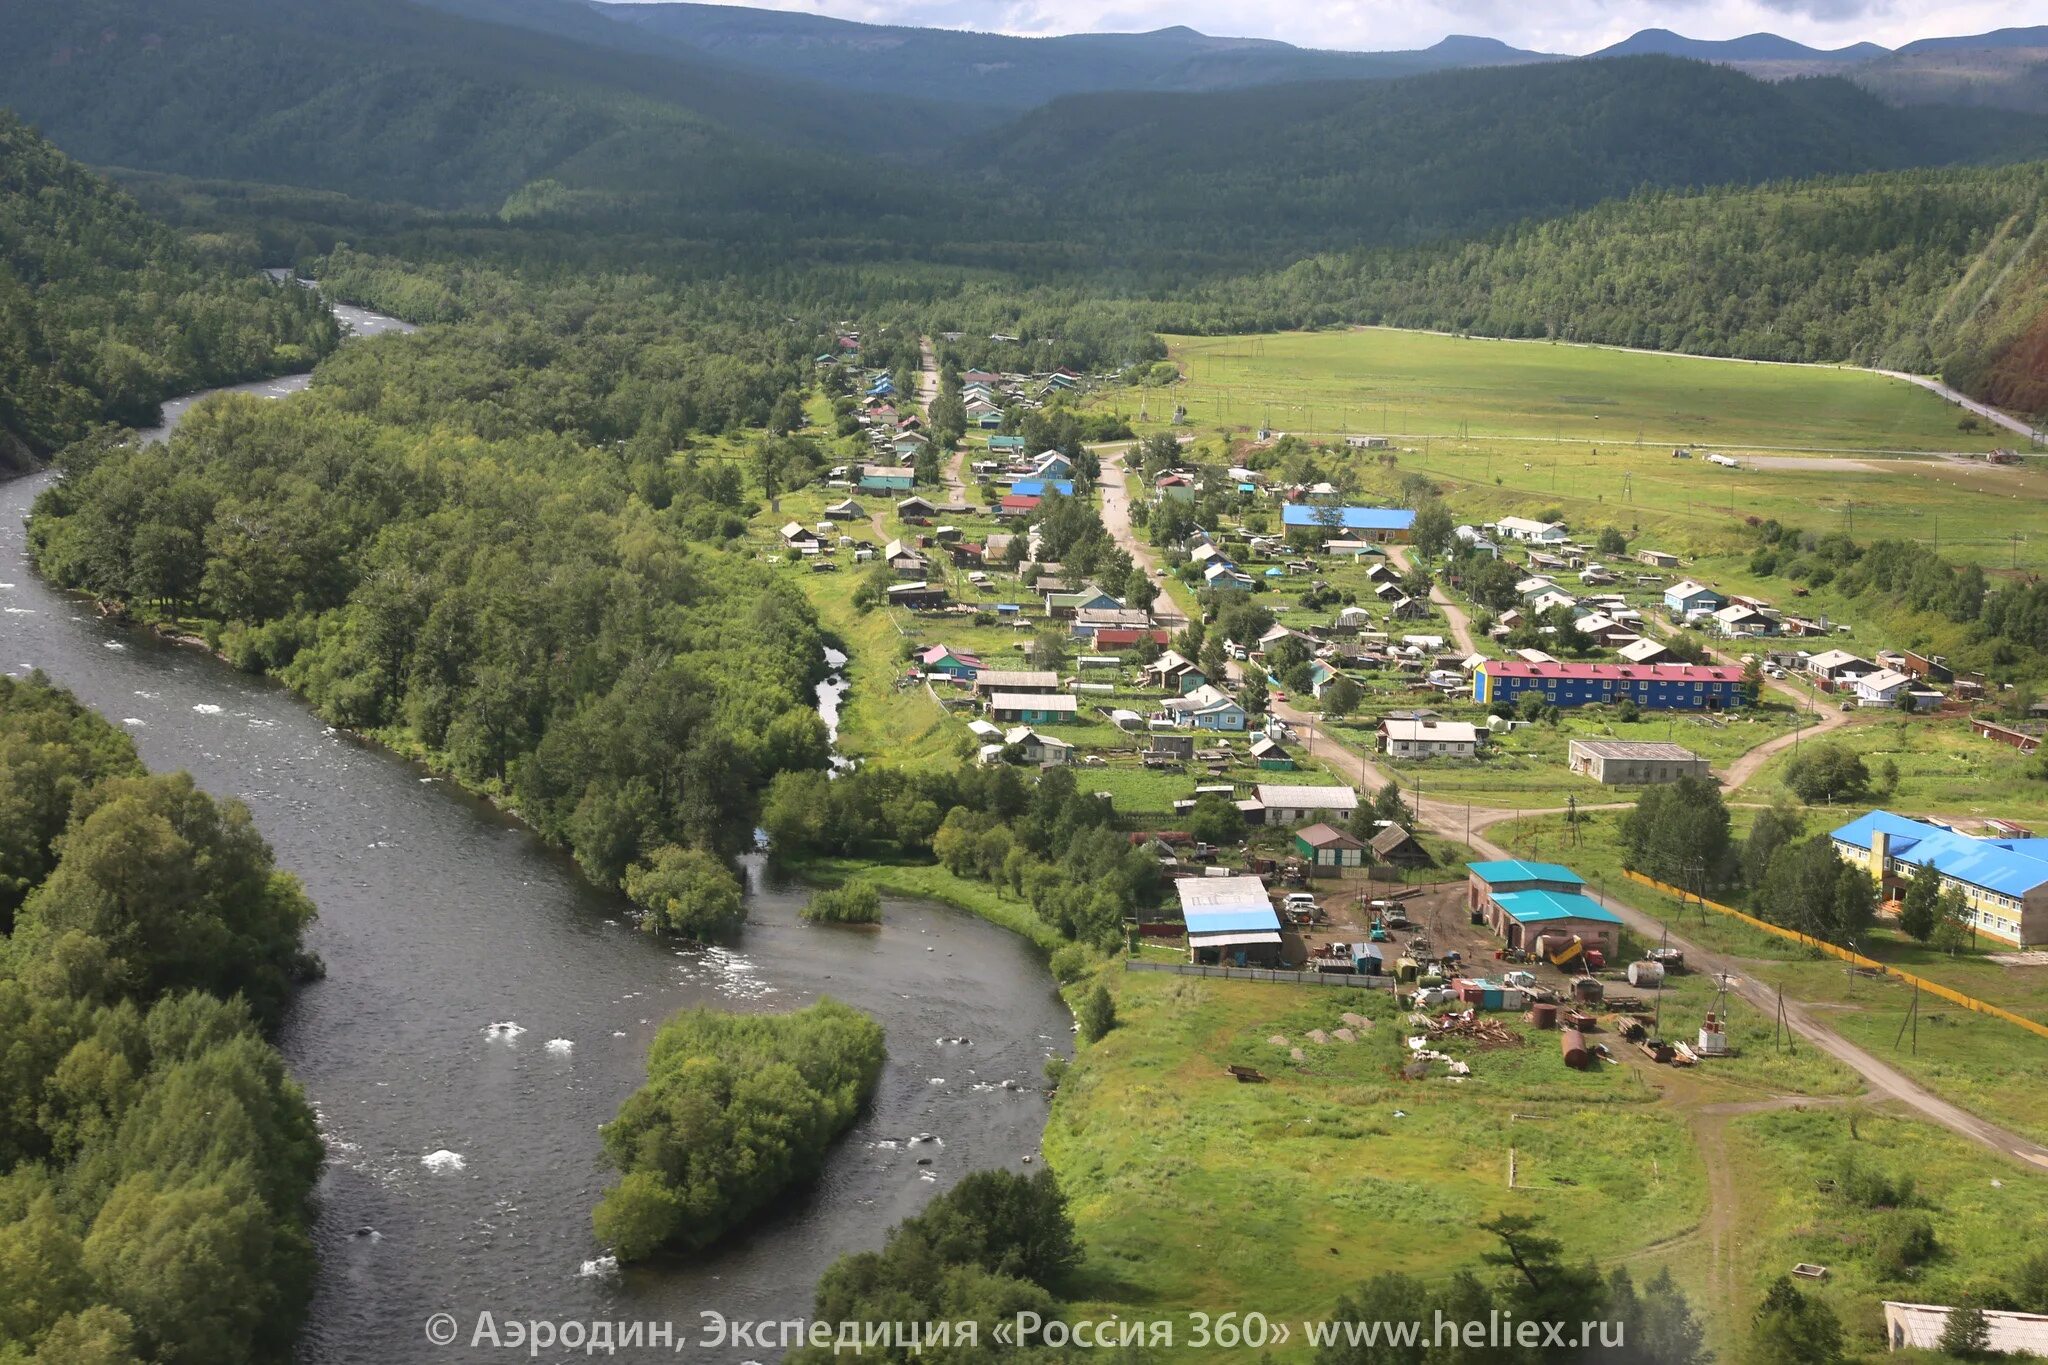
[{"x1": 640, "y1": 0, "x2": 2038, "y2": 54}]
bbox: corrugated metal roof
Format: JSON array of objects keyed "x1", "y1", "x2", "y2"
[
  {"x1": 1492, "y1": 889, "x2": 1622, "y2": 925},
  {"x1": 1468, "y1": 860, "x2": 1586, "y2": 887},
  {"x1": 1280, "y1": 505, "x2": 1417, "y2": 531},
  {"x1": 1833, "y1": 810, "x2": 2048, "y2": 898}
]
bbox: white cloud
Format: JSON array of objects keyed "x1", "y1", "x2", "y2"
[{"x1": 645, "y1": 0, "x2": 2042, "y2": 54}]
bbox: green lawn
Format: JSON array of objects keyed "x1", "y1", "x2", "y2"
[{"x1": 1329, "y1": 702, "x2": 1801, "y2": 810}]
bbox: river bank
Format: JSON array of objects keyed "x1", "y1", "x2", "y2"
[{"x1": 790, "y1": 853, "x2": 1070, "y2": 957}]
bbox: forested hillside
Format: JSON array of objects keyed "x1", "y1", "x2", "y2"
[
  {"x1": 0, "y1": 0, "x2": 965, "y2": 218},
  {"x1": 968, "y1": 58, "x2": 2048, "y2": 260},
  {"x1": 1162, "y1": 162, "x2": 2048, "y2": 413},
  {"x1": 0, "y1": 112, "x2": 335, "y2": 471},
  {"x1": 0, "y1": 674, "x2": 323, "y2": 1365},
  {"x1": 28, "y1": 257, "x2": 837, "y2": 883}
]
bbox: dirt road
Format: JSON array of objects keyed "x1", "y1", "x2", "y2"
[
  {"x1": 1099, "y1": 448, "x2": 1188, "y2": 627},
  {"x1": 1384, "y1": 544, "x2": 1477, "y2": 655},
  {"x1": 917, "y1": 335, "x2": 968, "y2": 495}
]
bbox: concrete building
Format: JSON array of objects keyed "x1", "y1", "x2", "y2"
[
  {"x1": 1567, "y1": 740, "x2": 1711, "y2": 785},
  {"x1": 1831, "y1": 810, "x2": 2048, "y2": 947}
]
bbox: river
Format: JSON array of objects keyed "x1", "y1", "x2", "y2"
[{"x1": 1, "y1": 302, "x2": 1068, "y2": 1361}]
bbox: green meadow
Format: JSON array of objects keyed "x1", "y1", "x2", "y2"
[
  {"x1": 1093, "y1": 328, "x2": 2048, "y2": 571},
  {"x1": 1143, "y1": 328, "x2": 2018, "y2": 452}
]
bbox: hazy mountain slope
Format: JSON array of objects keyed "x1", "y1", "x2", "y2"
[
  {"x1": 592, "y1": 2, "x2": 1553, "y2": 106},
  {"x1": 967, "y1": 58, "x2": 2048, "y2": 259},
  {"x1": 1591, "y1": 28, "x2": 1886, "y2": 62},
  {"x1": 0, "y1": 0, "x2": 967, "y2": 211},
  {"x1": 1852, "y1": 46, "x2": 2048, "y2": 114},
  {"x1": 1898, "y1": 26, "x2": 2048, "y2": 56}
]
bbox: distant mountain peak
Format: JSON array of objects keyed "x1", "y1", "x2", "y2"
[{"x1": 1594, "y1": 28, "x2": 1889, "y2": 62}]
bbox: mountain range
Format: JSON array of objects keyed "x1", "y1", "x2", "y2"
[{"x1": 1, "y1": 0, "x2": 2043, "y2": 278}]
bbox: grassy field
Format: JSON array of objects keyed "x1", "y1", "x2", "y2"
[
  {"x1": 1089, "y1": 329, "x2": 2048, "y2": 571},
  {"x1": 1142, "y1": 329, "x2": 2019, "y2": 453},
  {"x1": 1039, "y1": 960, "x2": 2021, "y2": 1357},
  {"x1": 1328, "y1": 702, "x2": 1802, "y2": 811},
  {"x1": 1047, "y1": 970, "x2": 1709, "y2": 1354},
  {"x1": 1732, "y1": 710, "x2": 2048, "y2": 826}
]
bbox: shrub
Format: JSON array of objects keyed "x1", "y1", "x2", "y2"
[
  {"x1": 1783, "y1": 743, "x2": 1869, "y2": 804},
  {"x1": 1048, "y1": 942, "x2": 1092, "y2": 985},
  {"x1": 803, "y1": 880, "x2": 882, "y2": 924},
  {"x1": 1869, "y1": 1210, "x2": 1938, "y2": 1278},
  {"x1": 1077, "y1": 984, "x2": 1116, "y2": 1042},
  {"x1": 1833, "y1": 1153, "x2": 1915, "y2": 1210}
]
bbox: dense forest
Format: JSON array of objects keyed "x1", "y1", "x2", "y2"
[
  {"x1": 27, "y1": 264, "x2": 836, "y2": 884},
  {"x1": 0, "y1": 112, "x2": 335, "y2": 470},
  {"x1": 0, "y1": 675, "x2": 322, "y2": 1365},
  {"x1": 595, "y1": 1001, "x2": 884, "y2": 1260}
]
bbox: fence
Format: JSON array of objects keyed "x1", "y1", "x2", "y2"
[
  {"x1": 1125, "y1": 960, "x2": 1393, "y2": 988},
  {"x1": 1622, "y1": 870, "x2": 2048, "y2": 1041}
]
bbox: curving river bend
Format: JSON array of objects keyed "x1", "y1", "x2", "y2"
[{"x1": 1, "y1": 302, "x2": 1068, "y2": 1362}]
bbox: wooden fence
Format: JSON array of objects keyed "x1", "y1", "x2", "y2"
[
  {"x1": 1622, "y1": 869, "x2": 2048, "y2": 1041},
  {"x1": 1125, "y1": 960, "x2": 1393, "y2": 988}
]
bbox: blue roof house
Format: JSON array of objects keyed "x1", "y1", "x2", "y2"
[
  {"x1": 1009, "y1": 479, "x2": 1074, "y2": 498},
  {"x1": 1280, "y1": 505, "x2": 1418, "y2": 543}
]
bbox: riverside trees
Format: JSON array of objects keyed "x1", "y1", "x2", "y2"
[{"x1": 0, "y1": 675, "x2": 323, "y2": 1365}]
